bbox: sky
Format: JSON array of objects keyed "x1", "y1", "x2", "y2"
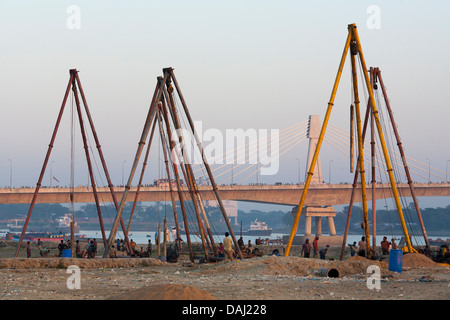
[{"x1": 1, "y1": 1, "x2": 450, "y2": 210}]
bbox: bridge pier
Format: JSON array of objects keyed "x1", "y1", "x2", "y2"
[
  {"x1": 315, "y1": 217, "x2": 322, "y2": 236},
  {"x1": 304, "y1": 206, "x2": 337, "y2": 237},
  {"x1": 305, "y1": 216, "x2": 312, "y2": 237},
  {"x1": 327, "y1": 216, "x2": 337, "y2": 236},
  {"x1": 285, "y1": 206, "x2": 342, "y2": 246}
]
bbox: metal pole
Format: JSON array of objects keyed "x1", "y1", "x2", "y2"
[
  {"x1": 329, "y1": 160, "x2": 333, "y2": 184},
  {"x1": 103, "y1": 73, "x2": 169, "y2": 258},
  {"x1": 350, "y1": 47, "x2": 371, "y2": 256},
  {"x1": 163, "y1": 216, "x2": 167, "y2": 260},
  {"x1": 339, "y1": 100, "x2": 371, "y2": 260},
  {"x1": 158, "y1": 98, "x2": 194, "y2": 261},
  {"x1": 15, "y1": 71, "x2": 75, "y2": 257},
  {"x1": 122, "y1": 161, "x2": 126, "y2": 186},
  {"x1": 446, "y1": 160, "x2": 450, "y2": 182},
  {"x1": 50, "y1": 161, "x2": 54, "y2": 187},
  {"x1": 352, "y1": 24, "x2": 414, "y2": 253},
  {"x1": 72, "y1": 76, "x2": 108, "y2": 247},
  {"x1": 370, "y1": 70, "x2": 377, "y2": 253},
  {"x1": 163, "y1": 79, "x2": 217, "y2": 254},
  {"x1": 162, "y1": 82, "x2": 210, "y2": 261},
  {"x1": 375, "y1": 67, "x2": 429, "y2": 248},
  {"x1": 74, "y1": 72, "x2": 133, "y2": 255},
  {"x1": 8, "y1": 159, "x2": 12, "y2": 191},
  {"x1": 155, "y1": 108, "x2": 182, "y2": 253},
  {"x1": 350, "y1": 104, "x2": 355, "y2": 173},
  {"x1": 126, "y1": 117, "x2": 157, "y2": 235},
  {"x1": 167, "y1": 68, "x2": 243, "y2": 259},
  {"x1": 285, "y1": 28, "x2": 353, "y2": 256}
]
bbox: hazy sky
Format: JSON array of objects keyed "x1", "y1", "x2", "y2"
[{"x1": 1, "y1": 0, "x2": 449, "y2": 197}]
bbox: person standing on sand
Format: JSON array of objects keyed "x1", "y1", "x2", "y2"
[
  {"x1": 26, "y1": 241, "x2": 31, "y2": 258},
  {"x1": 58, "y1": 240, "x2": 66, "y2": 257},
  {"x1": 348, "y1": 242, "x2": 358, "y2": 257},
  {"x1": 391, "y1": 238, "x2": 398, "y2": 250},
  {"x1": 358, "y1": 236, "x2": 367, "y2": 257},
  {"x1": 93, "y1": 239, "x2": 98, "y2": 255},
  {"x1": 75, "y1": 240, "x2": 81, "y2": 258},
  {"x1": 109, "y1": 245, "x2": 117, "y2": 258},
  {"x1": 319, "y1": 244, "x2": 330, "y2": 260},
  {"x1": 147, "y1": 239, "x2": 152, "y2": 257},
  {"x1": 218, "y1": 243, "x2": 225, "y2": 258},
  {"x1": 238, "y1": 237, "x2": 244, "y2": 249},
  {"x1": 223, "y1": 232, "x2": 234, "y2": 261},
  {"x1": 301, "y1": 238, "x2": 311, "y2": 258},
  {"x1": 381, "y1": 237, "x2": 390, "y2": 255},
  {"x1": 313, "y1": 236, "x2": 319, "y2": 258}
]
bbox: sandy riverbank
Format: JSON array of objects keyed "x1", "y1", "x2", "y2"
[{"x1": 0, "y1": 240, "x2": 449, "y2": 301}]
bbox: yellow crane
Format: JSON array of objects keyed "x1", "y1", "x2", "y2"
[{"x1": 285, "y1": 23, "x2": 416, "y2": 257}]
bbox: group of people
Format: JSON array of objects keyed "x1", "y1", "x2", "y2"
[
  {"x1": 347, "y1": 236, "x2": 398, "y2": 257},
  {"x1": 112, "y1": 238, "x2": 153, "y2": 258},
  {"x1": 70, "y1": 238, "x2": 98, "y2": 258},
  {"x1": 301, "y1": 236, "x2": 330, "y2": 259},
  {"x1": 24, "y1": 239, "x2": 50, "y2": 258},
  {"x1": 22, "y1": 236, "x2": 170, "y2": 259},
  {"x1": 24, "y1": 238, "x2": 101, "y2": 259},
  {"x1": 220, "y1": 233, "x2": 333, "y2": 261},
  {"x1": 218, "y1": 233, "x2": 263, "y2": 261}
]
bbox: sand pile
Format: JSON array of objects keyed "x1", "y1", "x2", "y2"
[
  {"x1": 109, "y1": 284, "x2": 217, "y2": 300},
  {"x1": 263, "y1": 256, "x2": 328, "y2": 276},
  {"x1": 200, "y1": 256, "x2": 329, "y2": 276},
  {"x1": 402, "y1": 253, "x2": 441, "y2": 268},
  {"x1": 332, "y1": 256, "x2": 389, "y2": 276},
  {"x1": 200, "y1": 255, "x2": 392, "y2": 277},
  {"x1": 0, "y1": 257, "x2": 166, "y2": 269}
]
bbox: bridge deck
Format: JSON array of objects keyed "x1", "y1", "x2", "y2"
[{"x1": 1, "y1": 183, "x2": 449, "y2": 206}]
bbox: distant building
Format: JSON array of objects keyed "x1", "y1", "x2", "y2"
[
  {"x1": 152, "y1": 178, "x2": 184, "y2": 187},
  {"x1": 204, "y1": 200, "x2": 238, "y2": 225}
]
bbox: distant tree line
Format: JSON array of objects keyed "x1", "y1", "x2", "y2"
[{"x1": 1, "y1": 202, "x2": 449, "y2": 235}]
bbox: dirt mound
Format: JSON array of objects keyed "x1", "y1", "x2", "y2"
[
  {"x1": 200, "y1": 256, "x2": 329, "y2": 277},
  {"x1": 263, "y1": 256, "x2": 328, "y2": 276},
  {"x1": 0, "y1": 257, "x2": 166, "y2": 269},
  {"x1": 332, "y1": 255, "x2": 389, "y2": 276},
  {"x1": 109, "y1": 284, "x2": 217, "y2": 300},
  {"x1": 402, "y1": 253, "x2": 441, "y2": 268},
  {"x1": 201, "y1": 255, "x2": 391, "y2": 277}
]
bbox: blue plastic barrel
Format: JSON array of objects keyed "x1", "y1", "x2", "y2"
[
  {"x1": 388, "y1": 249, "x2": 403, "y2": 273},
  {"x1": 62, "y1": 249, "x2": 72, "y2": 258}
]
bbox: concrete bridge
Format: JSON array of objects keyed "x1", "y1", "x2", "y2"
[{"x1": 1, "y1": 183, "x2": 449, "y2": 207}]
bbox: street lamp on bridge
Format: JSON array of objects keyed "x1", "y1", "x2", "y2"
[
  {"x1": 122, "y1": 160, "x2": 127, "y2": 186},
  {"x1": 446, "y1": 160, "x2": 450, "y2": 182},
  {"x1": 296, "y1": 158, "x2": 301, "y2": 185},
  {"x1": 329, "y1": 160, "x2": 333, "y2": 184},
  {"x1": 50, "y1": 161, "x2": 55, "y2": 187},
  {"x1": 8, "y1": 159, "x2": 12, "y2": 191}
]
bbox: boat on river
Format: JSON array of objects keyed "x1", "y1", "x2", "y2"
[{"x1": 242, "y1": 219, "x2": 272, "y2": 236}]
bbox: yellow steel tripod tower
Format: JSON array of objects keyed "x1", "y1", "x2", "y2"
[{"x1": 285, "y1": 23, "x2": 415, "y2": 256}]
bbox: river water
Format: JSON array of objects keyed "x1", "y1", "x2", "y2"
[
  {"x1": 77, "y1": 229, "x2": 447, "y2": 248},
  {"x1": 2, "y1": 228, "x2": 446, "y2": 248}
]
